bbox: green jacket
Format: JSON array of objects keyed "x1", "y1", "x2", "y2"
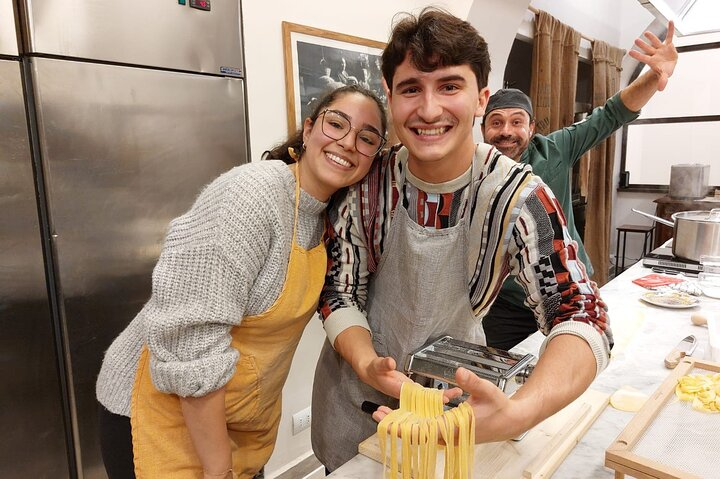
[{"x1": 500, "y1": 92, "x2": 639, "y2": 305}]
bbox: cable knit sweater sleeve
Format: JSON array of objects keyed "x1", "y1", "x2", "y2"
[{"x1": 144, "y1": 166, "x2": 278, "y2": 398}]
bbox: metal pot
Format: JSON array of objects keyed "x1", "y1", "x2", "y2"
[{"x1": 632, "y1": 208, "x2": 720, "y2": 262}]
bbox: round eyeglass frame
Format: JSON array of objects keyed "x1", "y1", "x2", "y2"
[{"x1": 319, "y1": 109, "x2": 386, "y2": 157}]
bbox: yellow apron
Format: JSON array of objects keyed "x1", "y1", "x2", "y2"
[{"x1": 131, "y1": 165, "x2": 326, "y2": 478}]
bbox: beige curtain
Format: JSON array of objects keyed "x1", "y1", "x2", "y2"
[
  {"x1": 582, "y1": 41, "x2": 624, "y2": 286},
  {"x1": 530, "y1": 11, "x2": 580, "y2": 135}
]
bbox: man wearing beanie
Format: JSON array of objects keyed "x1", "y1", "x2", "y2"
[
  {"x1": 481, "y1": 21, "x2": 678, "y2": 350},
  {"x1": 483, "y1": 88, "x2": 536, "y2": 160}
]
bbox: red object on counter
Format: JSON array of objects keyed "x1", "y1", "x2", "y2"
[{"x1": 632, "y1": 273, "x2": 684, "y2": 289}]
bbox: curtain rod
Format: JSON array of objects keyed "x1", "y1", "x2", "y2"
[{"x1": 527, "y1": 4, "x2": 595, "y2": 44}]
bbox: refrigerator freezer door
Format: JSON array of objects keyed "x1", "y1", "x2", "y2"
[
  {"x1": 30, "y1": 56, "x2": 248, "y2": 478},
  {"x1": 0, "y1": 0, "x2": 18, "y2": 55},
  {"x1": 24, "y1": 0, "x2": 243, "y2": 76},
  {"x1": 0, "y1": 59, "x2": 70, "y2": 478}
]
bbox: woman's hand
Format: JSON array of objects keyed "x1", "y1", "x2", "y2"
[
  {"x1": 203, "y1": 469, "x2": 233, "y2": 479},
  {"x1": 180, "y1": 388, "x2": 233, "y2": 478}
]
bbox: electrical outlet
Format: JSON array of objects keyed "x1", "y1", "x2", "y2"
[{"x1": 292, "y1": 406, "x2": 312, "y2": 435}]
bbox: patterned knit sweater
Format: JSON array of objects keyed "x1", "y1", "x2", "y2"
[
  {"x1": 96, "y1": 160, "x2": 327, "y2": 416},
  {"x1": 320, "y1": 144, "x2": 612, "y2": 375}
]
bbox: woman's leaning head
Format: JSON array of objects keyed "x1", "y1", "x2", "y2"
[
  {"x1": 267, "y1": 85, "x2": 387, "y2": 202},
  {"x1": 266, "y1": 85, "x2": 387, "y2": 164},
  {"x1": 308, "y1": 84, "x2": 388, "y2": 137}
]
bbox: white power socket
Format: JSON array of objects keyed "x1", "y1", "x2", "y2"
[{"x1": 292, "y1": 406, "x2": 312, "y2": 435}]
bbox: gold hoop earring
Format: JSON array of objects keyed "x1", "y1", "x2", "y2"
[{"x1": 287, "y1": 147, "x2": 299, "y2": 161}]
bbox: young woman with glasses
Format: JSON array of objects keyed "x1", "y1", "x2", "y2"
[{"x1": 96, "y1": 84, "x2": 387, "y2": 479}]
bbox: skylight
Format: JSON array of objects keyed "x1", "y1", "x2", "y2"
[{"x1": 639, "y1": 0, "x2": 720, "y2": 36}]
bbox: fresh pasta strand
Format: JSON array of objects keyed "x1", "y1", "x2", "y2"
[
  {"x1": 411, "y1": 423, "x2": 420, "y2": 477},
  {"x1": 378, "y1": 410, "x2": 412, "y2": 479},
  {"x1": 377, "y1": 382, "x2": 475, "y2": 479},
  {"x1": 401, "y1": 419, "x2": 412, "y2": 479}
]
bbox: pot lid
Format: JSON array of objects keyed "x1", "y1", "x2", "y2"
[{"x1": 672, "y1": 208, "x2": 720, "y2": 223}]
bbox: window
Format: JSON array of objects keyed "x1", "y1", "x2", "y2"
[{"x1": 620, "y1": 43, "x2": 720, "y2": 190}]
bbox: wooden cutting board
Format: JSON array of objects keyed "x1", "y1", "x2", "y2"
[{"x1": 358, "y1": 388, "x2": 609, "y2": 479}]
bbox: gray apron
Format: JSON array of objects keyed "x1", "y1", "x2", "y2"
[{"x1": 312, "y1": 150, "x2": 485, "y2": 471}]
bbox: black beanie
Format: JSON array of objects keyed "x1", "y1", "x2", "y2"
[{"x1": 485, "y1": 88, "x2": 534, "y2": 120}]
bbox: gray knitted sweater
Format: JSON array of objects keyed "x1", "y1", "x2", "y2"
[{"x1": 96, "y1": 160, "x2": 327, "y2": 416}]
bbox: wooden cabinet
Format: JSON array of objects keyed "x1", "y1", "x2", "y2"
[{"x1": 653, "y1": 195, "x2": 720, "y2": 247}]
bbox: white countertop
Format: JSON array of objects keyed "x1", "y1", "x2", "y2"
[{"x1": 328, "y1": 261, "x2": 719, "y2": 478}]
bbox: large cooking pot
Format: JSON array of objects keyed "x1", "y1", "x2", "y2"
[{"x1": 632, "y1": 208, "x2": 720, "y2": 262}]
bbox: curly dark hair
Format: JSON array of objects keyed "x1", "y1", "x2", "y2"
[
  {"x1": 263, "y1": 84, "x2": 387, "y2": 164},
  {"x1": 381, "y1": 7, "x2": 491, "y2": 92}
]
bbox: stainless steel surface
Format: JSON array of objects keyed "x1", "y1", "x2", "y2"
[
  {"x1": 631, "y1": 208, "x2": 674, "y2": 227},
  {"x1": 30, "y1": 56, "x2": 248, "y2": 478},
  {"x1": 672, "y1": 208, "x2": 720, "y2": 262},
  {"x1": 5, "y1": 4, "x2": 249, "y2": 475},
  {"x1": 0, "y1": 0, "x2": 18, "y2": 55},
  {"x1": 633, "y1": 208, "x2": 720, "y2": 262},
  {"x1": 24, "y1": 0, "x2": 244, "y2": 76},
  {"x1": 679, "y1": 335, "x2": 698, "y2": 355},
  {"x1": 0, "y1": 58, "x2": 70, "y2": 478},
  {"x1": 664, "y1": 334, "x2": 698, "y2": 368},
  {"x1": 673, "y1": 208, "x2": 720, "y2": 222},
  {"x1": 669, "y1": 164, "x2": 710, "y2": 199},
  {"x1": 642, "y1": 246, "x2": 704, "y2": 275},
  {"x1": 405, "y1": 336, "x2": 535, "y2": 396}
]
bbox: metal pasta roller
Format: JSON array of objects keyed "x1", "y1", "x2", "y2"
[{"x1": 405, "y1": 335, "x2": 536, "y2": 397}]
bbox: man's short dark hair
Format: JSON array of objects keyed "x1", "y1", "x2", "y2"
[{"x1": 381, "y1": 7, "x2": 491, "y2": 91}]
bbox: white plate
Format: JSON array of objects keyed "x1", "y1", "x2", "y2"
[{"x1": 640, "y1": 291, "x2": 700, "y2": 309}]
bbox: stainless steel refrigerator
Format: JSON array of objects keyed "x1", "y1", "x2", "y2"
[{"x1": 1, "y1": 1, "x2": 249, "y2": 477}]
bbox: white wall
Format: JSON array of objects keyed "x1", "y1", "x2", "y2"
[
  {"x1": 467, "y1": 0, "x2": 530, "y2": 94},
  {"x1": 241, "y1": 2, "x2": 474, "y2": 475}
]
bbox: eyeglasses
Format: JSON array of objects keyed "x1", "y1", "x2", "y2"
[{"x1": 320, "y1": 109, "x2": 386, "y2": 157}]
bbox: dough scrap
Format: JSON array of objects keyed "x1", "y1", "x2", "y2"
[
  {"x1": 610, "y1": 386, "x2": 649, "y2": 412},
  {"x1": 690, "y1": 312, "x2": 708, "y2": 326}
]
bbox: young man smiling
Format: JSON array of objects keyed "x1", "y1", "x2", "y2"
[
  {"x1": 388, "y1": 63, "x2": 484, "y2": 181},
  {"x1": 311, "y1": 8, "x2": 613, "y2": 471}
]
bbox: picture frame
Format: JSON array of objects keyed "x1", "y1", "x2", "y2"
[{"x1": 282, "y1": 21, "x2": 386, "y2": 134}]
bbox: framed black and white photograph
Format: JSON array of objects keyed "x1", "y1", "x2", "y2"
[{"x1": 282, "y1": 21, "x2": 386, "y2": 133}]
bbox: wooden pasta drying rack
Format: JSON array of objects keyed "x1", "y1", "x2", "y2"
[{"x1": 606, "y1": 358, "x2": 720, "y2": 479}]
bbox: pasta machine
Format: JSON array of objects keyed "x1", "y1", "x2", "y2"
[{"x1": 405, "y1": 335, "x2": 536, "y2": 398}]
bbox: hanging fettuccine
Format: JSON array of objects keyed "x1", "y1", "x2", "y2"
[{"x1": 377, "y1": 382, "x2": 475, "y2": 479}]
